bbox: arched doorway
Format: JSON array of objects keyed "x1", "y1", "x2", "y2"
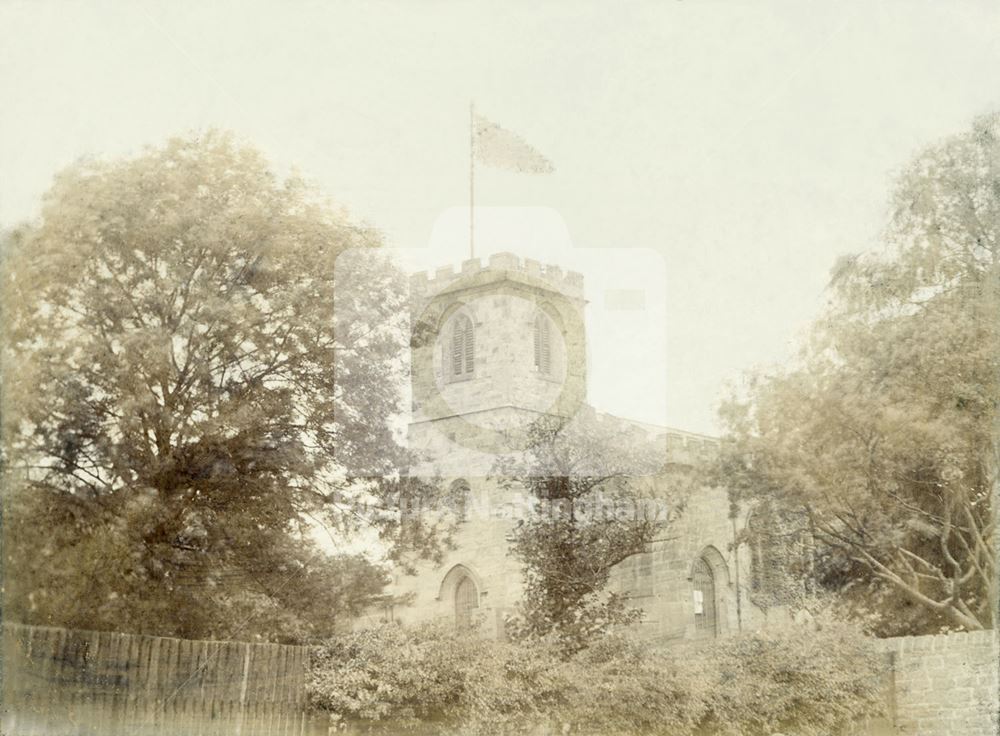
[
  {"x1": 439, "y1": 564, "x2": 482, "y2": 632},
  {"x1": 692, "y1": 556, "x2": 718, "y2": 638},
  {"x1": 454, "y1": 574, "x2": 479, "y2": 630}
]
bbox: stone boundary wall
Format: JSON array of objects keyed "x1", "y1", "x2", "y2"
[{"x1": 877, "y1": 629, "x2": 999, "y2": 736}]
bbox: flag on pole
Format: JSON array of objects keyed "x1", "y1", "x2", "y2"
[{"x1": 473, "y1": 114, "x2": 554, "y2": 174}]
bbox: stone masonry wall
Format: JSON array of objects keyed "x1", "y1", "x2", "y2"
[
  {"x1": 610, "y1": 484, "x2": 739, "y2": 644},
  {"x1": 409, "y1": 252, "x2": 587, "y2": 428},
  {"x1": 392, "y1": 252, "x2": 766, "y2": 646},
  {"x1": 352, "y1": 475, "x2": 522, "y2": 637},
  {"x1": 367, "y1": 467, "x2": 768, "y2": 648},
  {"x1": 878, "y1": 630, "x2": 999, "y2": 736}
]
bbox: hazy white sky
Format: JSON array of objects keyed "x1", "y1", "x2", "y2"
[{"x1": 2, "y1": 0, "x2": 999, "y2": 433}]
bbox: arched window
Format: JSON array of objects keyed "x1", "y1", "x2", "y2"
[
  {"x1": 450, "y1": 313, "x2": 474, "y2": 378},
  {"x1": 692, "y1": 556, "x2": 718, "y2": 639},
  {"x1": 454, "y1": 575, "x2": 479, "y2": 630},
  {"x1": 450, "y1": 479, "x2": 471, "y2": 523},
  {"x1": 533, "y1": 313, "x2": 551, "y2": 374}
]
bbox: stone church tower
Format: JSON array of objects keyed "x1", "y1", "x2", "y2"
[
  {"x1": 362, "y1": 252, "x2": 786, "y2": 644},
  {"x1": 408, "y1": 251, "x2": 588, "y2": 478}
]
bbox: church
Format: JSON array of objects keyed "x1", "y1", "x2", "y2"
[{"x1": 359, "y1": 251, "x2": 788, "y2": 645}]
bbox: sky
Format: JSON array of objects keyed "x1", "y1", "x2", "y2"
[{"x1": 2, "y1": 0, "x2": 999, "y2": 434}]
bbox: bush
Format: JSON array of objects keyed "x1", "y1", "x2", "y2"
[
  {"x1": 552, "y1": 636, "x2": 714, "y2": 735},
  {"x1": 307, "y1": 617, "x2": 887, "y2": 735},
  {"x1": 307, "y1": 622, "x2": 566, "y2": 734},
  {"x1": 698, "y1": 615, "x2": 888, "y2": 736}
]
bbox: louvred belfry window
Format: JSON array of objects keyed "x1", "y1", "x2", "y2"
[
  {"x1": 534, "y1": 313, "x2": 551, "y2": 374},
  {"x1": 464, "y1": 317, "x2": 474, "y2": 373},
  {"x1": 451, "y1": 314, "x2": 474, "y2": 377}
]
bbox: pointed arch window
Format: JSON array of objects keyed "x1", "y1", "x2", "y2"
[
  {"x1": 533, "y1": 313, "x2": 551, "y2": 375},
  {"x1": 450, "y1": 313, "x2": 474, "y2": 378},
  {"x1": 450, "y1": 479, "x2": 471, "y2": 523}
]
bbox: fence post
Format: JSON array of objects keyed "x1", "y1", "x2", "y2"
[{"x1": 234, "y1": 643, "x2": 251, "y2": 736}]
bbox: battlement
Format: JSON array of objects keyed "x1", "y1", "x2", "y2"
[
  {"x1": 588, "y1": 408, "x2": 719, "y2": 454},
  {"x1": 409, "y1": 251, "x2": 585, "y2": 302}
]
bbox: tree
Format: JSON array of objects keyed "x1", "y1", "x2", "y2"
[
  {"x1": 494, "y1": 412, "x2": 690, "y2": 654},
  {"x1": 717, "y1": 113, "x2": 998, "y2": 634},
  {"x1": 1, "y1": 132, "x2": 447, "y2": 642}
]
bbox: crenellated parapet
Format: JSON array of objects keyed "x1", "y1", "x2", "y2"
[
  {"x1": 409, "y1": 251, "x2": 585, "y2": 308},
  {"x1": 577, "y1": 406, "x2": 720, "y2": 466}
]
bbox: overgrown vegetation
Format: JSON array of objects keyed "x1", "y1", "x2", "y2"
[
  {"x1": 715, "y1": 112, "x2": 998, "y2": 635},
  {"x1": 1, "y1": 133, "x2": 448, "y2": 642},
  {"x1": 307, "y1": 615, "x2": 888, "y2": 736},
  {"x1": 493, "y1": 413, "x2": 693, "y2": 655}
]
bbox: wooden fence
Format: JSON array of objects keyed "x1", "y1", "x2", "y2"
[{"x1": 1, "y1": 622, "x2": 328, "y2": 736}]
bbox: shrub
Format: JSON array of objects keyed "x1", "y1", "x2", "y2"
[
  {"x1": 698, "y1": 615, "x2": 888, "y2": 736},
  {"x1": 307, "y1": 622, "x2": 567, "y2": 734},
  {"x1": 307, "y1": 623, "x2": 466, "y2": 730},
  {"x1": 551, "y1": 636, "x2": 714, "y2": 735},
  {"x1": 307, "y1": 617, "x2": 887, "y2": 735}
]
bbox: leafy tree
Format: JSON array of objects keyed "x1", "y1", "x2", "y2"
[
  {"x1": 493, "y1": 413, "x2": 690, "y2": 654},
  {"x1": 717, "y1": 113, "x2": 998, "y2": 634},
  {"x1": 1, "y1": 132, "x2": 446, "y2": 642}
]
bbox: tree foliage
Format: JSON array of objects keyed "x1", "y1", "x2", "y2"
[
  {"x1": 493, "y1": 413, "x2": 690, "y2": 654},
  {"x1": 717, "y1": 113, "x2": 999, "y2": 634},
  {"x1": 1, "y1": 132, "x2": 446, "y2": 642}
]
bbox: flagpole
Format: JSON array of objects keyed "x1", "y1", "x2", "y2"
[{"x1": 469, "y1": 100, "x2": 475, "y2": 259}]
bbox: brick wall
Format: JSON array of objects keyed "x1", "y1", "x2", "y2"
[{"x1": 878, "y1": 630, "x2": 999, "y2": 736}]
